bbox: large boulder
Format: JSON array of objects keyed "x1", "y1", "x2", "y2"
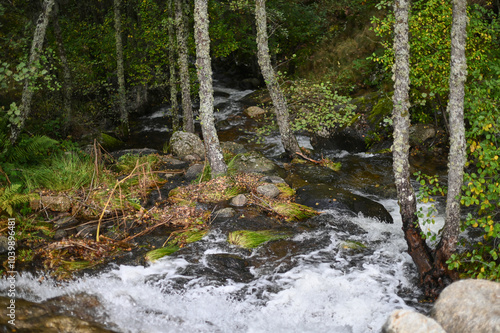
[
  {"x1": 431, "y1": 279, "x2": 500, "y2": 333},
  {"x1": 169, "y1": 131, "x2": 205, "y2": 160},
  {"x1": 382, "y1": 309, "x2": 445, "y2": 333},
  {"x1": 296, "y1": 184, "x2": 394, "y2": 223},
  {"x1": 230, "y1": 151, "x2": 278, "y2": 174},
  {"x1": 410, "y1": 124, "x2": 436, "y2": 146}
]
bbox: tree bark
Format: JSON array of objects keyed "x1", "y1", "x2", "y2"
[
  {"x1": 194, "y1": 0, "x2": 227, "y2": 177},
  {"x1": 52, "y1": 3, "x2": 73, "y2": 135},
  {"x1": 10, "y1": 0, "x2": 55, "y2": 144},
  {"x1": 168, "y1": 0, "x2": 179, "y2": 132},
  {"x1": 114, "y1": 0, "x2": 128, "y2": 135},
  {"x1": 433, "y1": 0, "x2": 468, "y2": 283},
  {"x1": 255, "y1": 0, "x2": 300, "y2": 157},
  {"x1": 392, "y1": 0, "x2": 433, "y2": 285},
  {"x1": 176, "y1": 0, "x2": 194, "y2": 133}
]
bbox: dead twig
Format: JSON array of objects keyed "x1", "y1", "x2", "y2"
[{"x1": 121, "y1": 216, "x2": 173, "y2": 243}]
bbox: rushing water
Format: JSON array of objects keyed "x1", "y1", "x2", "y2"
[{"x1": 1, "y1": 84, "x2": 438, "y2": 332}]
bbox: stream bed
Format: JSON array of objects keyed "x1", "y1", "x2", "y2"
[{"x1": 1, "y1": 83, "x2": 444, "y2": 332}]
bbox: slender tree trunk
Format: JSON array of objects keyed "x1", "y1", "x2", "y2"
[
  {"x1": 194, "y1": 0, "x2": 227, "y2": 177},
  {"x1": 176, "y1": 0, "x2": 194, "y2": 133},
  {"x1": 10, "y1": 0, "x2": 55, "y2": 144},
  {"x1": 168, "y1": 0, "x2": 179, "y2": 132},
  {"x1": 114, "y1": 0, "x2": 128, "y2": 135},
  {"x1": 52, "y1": 3, "x2": 73, "y2": 135},
  {"x1": 255, "y1": 0, "x2": 300, "y2": 157},
  {"x1": 392, "y1": 0, "x2": 434, "y2": 285},
  {"x1": 432, "y1": 0, "x2": 468, "y2": 282}
]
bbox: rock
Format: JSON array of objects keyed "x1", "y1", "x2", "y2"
[
  {"x1": 99, "y1": 132, "x2": 124, "y2": 151},
  {"x1": 0, "y1": 294, "x2": 115, "y2": 333},
  {"x1": 220, "y1": 141, "x2": 247, "y2": 155},
  {"x1": 185, "y1": 163, "x2": 205, "y2": 180},
  {"x1": 382, "y1": 309, "x2": 446, "y2": 333},
  {"x1": 311, "y1": 127, "x2": 367, "y2": 153},
  {"x1": 110, "y1": 148, "x2": 159, "y2": 160},
  {"x1": 159, "y1": 156, "x2": 189, "y2": 169},
  {"x1": 244, "y1": 106, "x2": 266, "y2": 118},
  {"x1": 256, "y1": 184, "x2": 280, "y2": 198},
  {"x1": 0, "y1": 236, "x2": 9, "y2": 254},
  {"x1": 230, "y1": 194, "x2": 247, "y2": 207},
  {"x1": 296, "y1": 184, "x2": 394, "y2": 223},
  {"x1": 54, "y1": 216, "x2": 79, "y2": 229},
  {"x1": 31, "y1": 196, "x2": 72, "y2": 212},
  {"x1": 54, "y1": 229, "x2": 67, "y2": 240},
  {"x1": 183, "y1": 154, "x2": 202, "y2": 162},
  {"x1": 169, "y1": 131, "x2": 205, "y2": 159},
  {"x1": 205, "y1": 253, "x2": 253, "y2": 282},
  {"x1": 410, "y1": 124, "x2": 436, "y2": 146},
  {"x1": 215, "y1": 207, "x2": 236, "y2": 218},
  {"x1": 259, "y1": 175, "x2": 286, "y2": 184},
  {"x1": 231, "y1": 151, "x2": 278, "y2": 174},
  {"x1": 431, "y1": 279, "x2": 500, "y2": 333}
]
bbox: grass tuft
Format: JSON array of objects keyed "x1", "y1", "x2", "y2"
[
  {"x1": 271, "y1": 202, "x2": 318, "y2": 221},
  {"x1": 227, "y1": 230, "x2": 292, "y2": 249}
]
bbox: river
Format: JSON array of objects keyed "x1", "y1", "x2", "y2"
[{"x1": 1, "y1": 83, "x2": 444, "y2": 332}]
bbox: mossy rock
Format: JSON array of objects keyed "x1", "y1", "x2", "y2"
[
  {"x1": 99, "y1": 133, "x2": 124, "y2": 150},
  {"x1": 367, "y1": 93, "x2": 393, "y2": 127}
]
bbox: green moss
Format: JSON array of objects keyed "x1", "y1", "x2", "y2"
[
  {"x1": 100, "y1": 133, "x2": 124, "y2": 150},
  {"x1": 368, "y1": 94, "x2": 393, "y2": 126},
  {"x1": 271, "y1": 202, "x2": 319, "y2": 221},
  {"x1": 145, "y1": 245, "x2": 180, "y2": 262},
  {"x1": 227, "y1": 230, "x2": 292, "y2": 249},
  {"x1": 145, "y1": 229, "x2": 208, "y2": 262},
  {"x1": 276, "y1": 183, "x2": 296, "y2": 198}
]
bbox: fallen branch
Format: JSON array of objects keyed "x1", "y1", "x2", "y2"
[{"x1": 295, "y1": 152, "x2": 322, "y2": 164}]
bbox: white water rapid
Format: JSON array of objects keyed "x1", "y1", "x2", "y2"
[{"x1": 1, "y1": 200, "x2": 430, "y2": 333}]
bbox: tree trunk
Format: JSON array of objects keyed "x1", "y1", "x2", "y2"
[
  {"x1": 391, "y1": 0, "x2": 434, "y2": 285},
  {"x1": 10, "y1": 0, "x2": 55, "y2": 144},
  {"x1": 255, "y1": 0, "x2": 300, "y2": 157},
  {"x1": 114, "y1": 0, "x2": 128, "y2": 135},
  {"x1": 52, "y1": 3, "x2": 73, "y2": 135},
  {"x1": 168, "y1": 0, "x2": 179, "y2": 132},
  {"x1": 176, "y1": 0, "x2": 194, "y2": 133},
  {"x1": 194, "y1": 0, "x2": 227, "y2": 177},
  {"x1": 432, "y1": 0, "x2": 468, "y2": 284}
]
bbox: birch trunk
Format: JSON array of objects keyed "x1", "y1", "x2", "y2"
[
  {"x1": 434, "y1": 0, "x2": 468, "y2": 280},
  {"x1": 114, "y1": 0, "x2": 128, "y2": 135},
  {"x1": 53, "y1": 3, "x2": 73, "y2": 134},
  {"x1": 10, "y1": 0, "x2": 55, "y2": 144},
  {"x1": 194, "y1": 0, "x2": 227, "y2": 177},
  {"x1": 168, "y1": 0, "x2": 179, "y2": 132},
  {"x1": 255, "y1": 0, "x2": 300, "y2": 156},
  {"x1": 176, "y1": 0, "x2": 194, "y2": 133},
  {"x1": 392, "y1": 0, "x2": 433, "y2": 284}
]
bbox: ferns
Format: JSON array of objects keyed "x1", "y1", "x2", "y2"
[
  {"x1": 0, "y1": 184, "x2": 39, "y2": 216},
  {"x1": 1, "y1": 135, "x2": 58, "y2": 164}
]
